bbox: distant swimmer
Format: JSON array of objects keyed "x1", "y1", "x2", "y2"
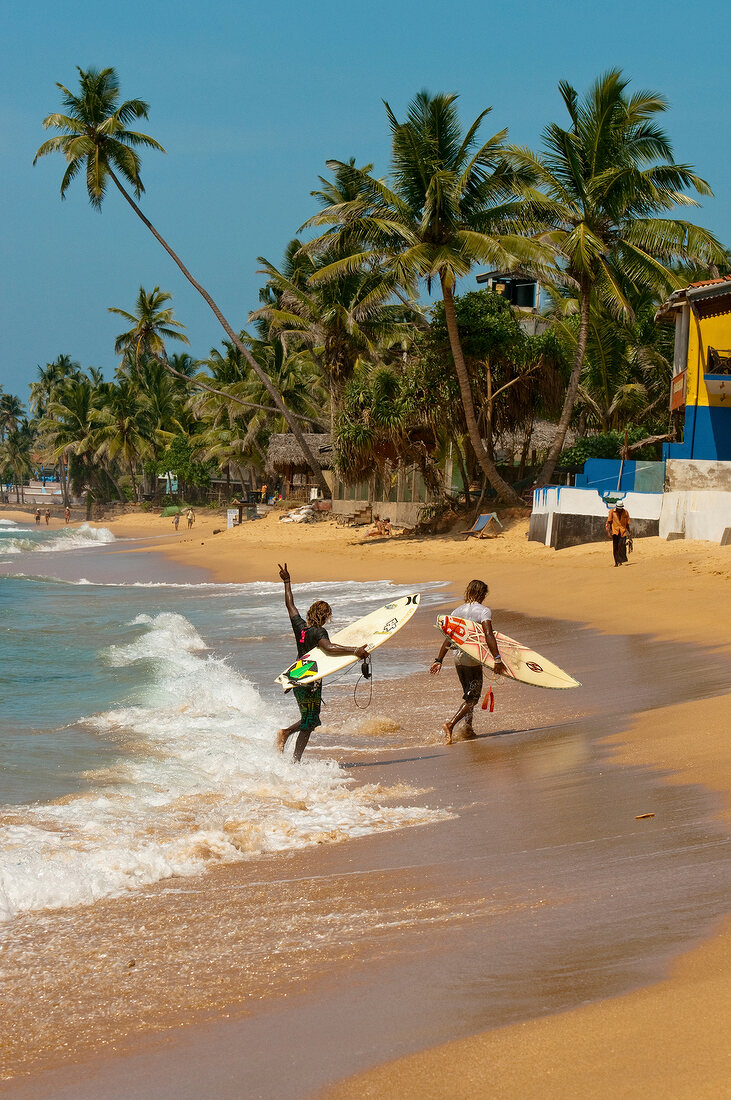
[
  {"x1": 430, "y1": 579, "x2": 505, "y2": 743},
  {"x1": 276, "y1": 562, "x2": 367, "y2": 762},
  {"x1": 45, "y1": 509, "x2": 51, "y2": 525},
  {"x1": 35, "y1": 509, "x2": 41, "y2": 525},
  {"x1": 64, "y1": 507, "x2": 71, "y2": 524},
  {"x1": 605, "y1": 502, "x2": 631, "y2": 566}
]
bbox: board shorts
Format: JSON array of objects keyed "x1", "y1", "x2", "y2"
[
  {"x1": 293, "y1": 681, "x2": 323, "y2": 733},
  {"x1": 456, "y1": 663, "x2": 483, "y2": 704}
]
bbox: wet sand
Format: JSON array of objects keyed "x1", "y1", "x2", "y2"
[{"x1": 1, "y1": 507, "x2": 730, "y2": 1096}]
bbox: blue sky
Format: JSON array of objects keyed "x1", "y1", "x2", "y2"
[{"x1": 3, "y1": 0, "x2": 729, "y2": 400}]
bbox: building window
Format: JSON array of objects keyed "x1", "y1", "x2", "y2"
[{"x1": 673, "y1": 305, "x2": 690, "y2": 375}]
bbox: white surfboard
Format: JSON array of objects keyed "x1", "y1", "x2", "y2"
[
  {"x1": 436, "y1": 613, "x2": 580, "y2": 689},
  {"x1": 276, "y1": 593, "x2": 420, "y2": 691}
]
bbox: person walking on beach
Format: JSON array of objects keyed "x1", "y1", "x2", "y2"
[
  {"x1": 606, "y1": 502, "x2": 631, "y2": 566},
  {"x1": 430, "y1": 579, "x2": 505, "y2": 743},
  {"x1": 45, "y1": 509, "x2": 50, "y2": 525},
  {"x1": 276, "y1": 562, "x2": 367, "y2": 762},
  {"x1": 172, "y1": 512, "x2": 180, "y2": 532},
  {"x1": 35, "y1": 509, "x2": 41, "y2": 525},
  {"x1": 186, "y1": 508, "x2": 194, "y2": 529},
  {"x1": 64, "y1": 507, "x2": 71, "y2": 524}
]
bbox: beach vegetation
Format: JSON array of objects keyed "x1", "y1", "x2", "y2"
[
  {"x1": 507, "y1": 69, "x2": 727, "y2": 485},
  {"x1": 19, "y1": 67, "x2": 727, "y2": 514}
]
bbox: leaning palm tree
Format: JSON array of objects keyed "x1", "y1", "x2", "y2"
[
  {"x1": 508, "y1": 69, "x2": 726, "y2": 484},
  {"x1": 34, "y1": 65, "x2": 330, "y2": 495},
  {"x1": 303, "y1": 92, "x2": 552, "y2": 505}
]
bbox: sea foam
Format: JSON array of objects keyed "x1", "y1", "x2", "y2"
[
  {"x1": 0, "y1": 523, "x2": 115, "y2": 555},
  {"x1": 0, "y1": 610, "x2": 441, "y2": 923}
]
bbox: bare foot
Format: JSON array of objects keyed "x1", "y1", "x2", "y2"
[
  {"x1": 462, "y1": 727, "x2": 476, "y2": 740},
  {"x1": 442, "y1": 722, "x2": 453, "y2": 744},
  {"x1": 276, "y1": 729, "x2": 287, "y2": 753}
]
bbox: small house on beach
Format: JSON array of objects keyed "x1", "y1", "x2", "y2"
[{"x1": 265, "y1": 433, "x2": 333, "y2": 501}]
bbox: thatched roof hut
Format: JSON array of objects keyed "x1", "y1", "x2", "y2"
[{"x1": 266, "y1": 433, "x2": 333, "y2": 478}]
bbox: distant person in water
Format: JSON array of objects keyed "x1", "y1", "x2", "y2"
[
  {"x1": 45, "y1": 509, "x2": 50, "y2": 525},
  {"x1": 64, "y1": 507, "x2": 71, "y2": 524},
  {"x1": 35, "y1": 509, "x2": 41, "y2": 525},
  {"x1": 172, "y1": 512, "x2": 180, "y2": 531},
  {"x1": 430, "y1": 579, "x2": 505, "y2": 743},
  {"x1": 605, "y1": 503, "x2": 631, "y2": 566},
  {"x1": 276, "y1": 562, "x2": 367, "y2": 762}
]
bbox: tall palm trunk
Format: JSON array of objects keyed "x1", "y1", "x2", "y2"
[
  {"x1": 440, "y1": 278, "x2": 523, "y2": 508},
  {"x1": 108, "y1": 172, "x2": 331, "y2": 499},
  {"x1": 536, "y1": 279, "x2": 592, "y2": 487}
]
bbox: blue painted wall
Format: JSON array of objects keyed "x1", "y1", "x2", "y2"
[
  {"x1": 663, "y1": 403, "x2": 731, "y2": 461},
  {"x1": 575, "y1": 458, "x2": 666, "y2": 493}
]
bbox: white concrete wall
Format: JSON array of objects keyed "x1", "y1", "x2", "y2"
[
  {"x1": 659, "y1": 491, "x2": 731, "y2": 542},
  {"x1": 666, "y1": 459, "x2": 731, "y2": 492},
  {"x1": 531, "y1": 486, "x2": 663, "y2": 547}
]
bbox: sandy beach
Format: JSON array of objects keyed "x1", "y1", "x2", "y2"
[{"x1": 1, "y1": 506, "x2": 729, "y2": 1097}]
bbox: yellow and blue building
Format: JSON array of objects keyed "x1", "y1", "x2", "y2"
[{"x1": 656, "y1": 276, "x2": 731, "y2": 461}]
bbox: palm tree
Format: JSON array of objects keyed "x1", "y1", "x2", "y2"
[
  {"x1": 1, "y1": 426, "x2": 33, "y2": 505},
  {"x1": 29, "y1": 355, "x2": 81, "y2": 418},
  {"x1": 508, "y1": 69, "x2": 726, "y2": 484},
  {"x1": 109, "y1": 285, "x2": 189, "y2": 368},
  {"x1": 254, "y1": 164, "x2": 423, "y2": 419},
  {"x1": 303, "y1": 92, "x2": 552, "y2": 505},
  {"x1": 34, "y1": 65, "x2": 330, "y2": 496},
  {"x1": 40, "y1": 376, "x2": 122, "y2": 502},
  {"x1": 0, "y1": 394, "x2": 25, "y2": 441},
  {"x1": 91, "y1": 379, "x2": 154, "y2": 500}
]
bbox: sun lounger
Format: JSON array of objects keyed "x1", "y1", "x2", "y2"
[{"x1": 464, "y1": 512, "x2": 503, "y2": 538}]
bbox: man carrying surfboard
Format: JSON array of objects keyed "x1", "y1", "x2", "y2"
[
  {"x1": 276, "y1": 563, "x2": 368, "y2": 761},
  {"x1": 430, "y1": 579, "x2": 505, "y2": 743}
]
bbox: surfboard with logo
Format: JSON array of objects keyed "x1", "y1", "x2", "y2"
[
  {"x1": 276, "y1": 593, "x2": 421, "y2": 691},
  {"x1": 436, "y1": 614, "x2": 580, "y2": 689}
]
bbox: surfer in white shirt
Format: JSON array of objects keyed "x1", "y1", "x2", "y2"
[{"x1": 430, "y1": 579, "x2": 505, "y2": 743}]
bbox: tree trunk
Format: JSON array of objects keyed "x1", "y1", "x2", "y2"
[
  {"x1": 109, "y1": 172, "x2": 331, "y2": 498},
  {"x1": 454, "y1": 438, "x2": 471, "y2": 506},
  {"x1": 535, "y1": 279, "x2": 592, "y2": 487},
  {"x1": 440, "y1": 277, "x2": 523, "y2": 507}
]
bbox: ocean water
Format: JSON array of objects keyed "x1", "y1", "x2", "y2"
[{"x1": 0, "y1": 519, "x2": 447, "y2": 924}]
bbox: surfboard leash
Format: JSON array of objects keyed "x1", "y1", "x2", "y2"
[
  {"x1": 353, "y1": 654, "x2": 373, "y2": 709},
  {"x1": 481, "y1": 687, "x2": 495, "y2": 712}
]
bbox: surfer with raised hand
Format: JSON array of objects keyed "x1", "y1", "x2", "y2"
[
  {"x1": 276, "y1": 563, "x2": 368, "y2": 762},
  {"x1": 430, "y1": 579, "x2": 505, "y2": 743}
]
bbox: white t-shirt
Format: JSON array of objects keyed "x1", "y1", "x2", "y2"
[{"x1": 450, "y1": 601, "x2": 492, "y2": 665}]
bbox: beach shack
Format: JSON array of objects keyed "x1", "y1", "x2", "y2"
[
  {"x1": 265, "y1": 433, "x2": 334, "y2": 502},
  {"x1": 655, "y1": 275, "x2": 731, "y2": 463}
]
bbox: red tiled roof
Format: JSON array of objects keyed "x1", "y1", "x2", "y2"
[{"x1": 688, "y1": 275, "x2": 731, "y2": 288}]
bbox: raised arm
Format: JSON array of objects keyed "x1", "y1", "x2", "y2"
[{"x1": 278, "y1": 562, "x2": 299, "y2": 621}]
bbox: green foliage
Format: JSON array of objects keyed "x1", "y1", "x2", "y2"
[
  {"x1": 155, "y1": 434, "x2": 213, "y2": 488},
  {"x1": 560, "y1": 428, "x2": 661, "y2": 466}
]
